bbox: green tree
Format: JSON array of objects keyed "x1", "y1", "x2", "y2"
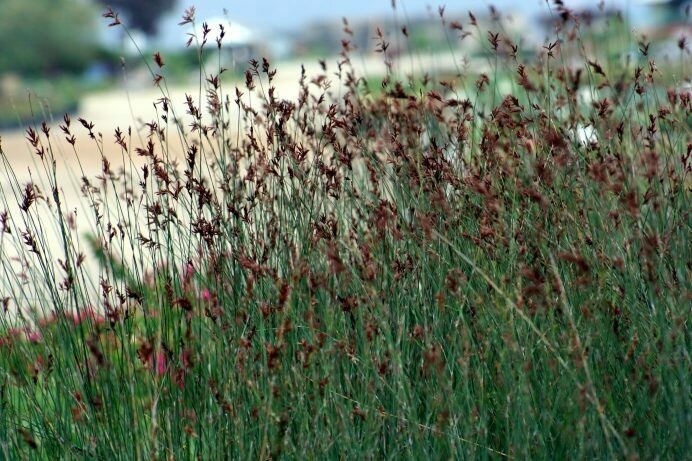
[
  {"x1": 99, "y1": 0, "x2": 176, "y2": 35},
  {"x1": 0, "y1": 0, "x2": 99, "y2": 76}
]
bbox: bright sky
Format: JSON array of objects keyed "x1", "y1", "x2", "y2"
[
  {"x1": 159, "y1": 0, "x2": 651, "y2": 31},
  {"x1": 141, "y1": 0, "x2": 659, "y2": 51}
]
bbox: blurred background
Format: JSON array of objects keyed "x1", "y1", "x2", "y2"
[{"x1": 0, "y1": 0, "x2": 688, "y2": 131}]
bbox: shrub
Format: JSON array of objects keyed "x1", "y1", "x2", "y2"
[{"x1": 0, "y1": 0, "x2": 99, "y2": 76}]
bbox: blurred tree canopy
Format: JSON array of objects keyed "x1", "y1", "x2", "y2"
[
  {"x1": 0, "y1": 0, "x2": 99, "y2": 76},
  {"x1": 98, "y1": 0, "x2": 176, "y2": 35}
]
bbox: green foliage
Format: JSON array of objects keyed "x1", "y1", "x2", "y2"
[{"x1": 0, "y1": 0, "x2": 99, "y2": 76}]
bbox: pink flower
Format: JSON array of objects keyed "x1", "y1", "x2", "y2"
[
  {"x1": 70, "y1": 306, "x2": 105, "y2": 326},
  {"x1": 91, "y1": 312, "x2": 106, "y2": 325},
  {"x1": 154, "y1": 351, "x2": 167, "y2": 375},
  {"x1": 201, "y1": 289, "x2": 211, "y2": 301},
  {"x1": 182, "y1": 262, "x2": 195, "y2": 284},
  {"x1": 25, "y1": 329, "x2": 42, "y2": 343},
  {"x1": 37, "y1": 312, "x2": 58, "y2": 327},
  {"x1": 6, "y1": 327, "x2": 43, "y2": 344},
  {"x1": 70, "y1": 312, "x2": 81, "y2": 325}
]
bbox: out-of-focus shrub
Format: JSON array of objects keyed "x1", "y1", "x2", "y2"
[{"x1": 0, "y1": 0, "x2": 99, "y2": 77}]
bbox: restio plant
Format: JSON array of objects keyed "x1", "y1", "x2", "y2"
[{"x1": 0, "y1": 3, "x2": 689, "y2": 459}]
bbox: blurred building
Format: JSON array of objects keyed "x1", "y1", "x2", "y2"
[
  {"x1": 638, "y1": 0, "x2": 691, "y2": 58},
  {"x1": 190, "y1": 17, "x2": 264, "y2": 69}
]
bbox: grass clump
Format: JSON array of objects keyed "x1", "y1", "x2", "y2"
[{"x1": 0, "y1": 3, "x2": 690, "y2": 459}]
